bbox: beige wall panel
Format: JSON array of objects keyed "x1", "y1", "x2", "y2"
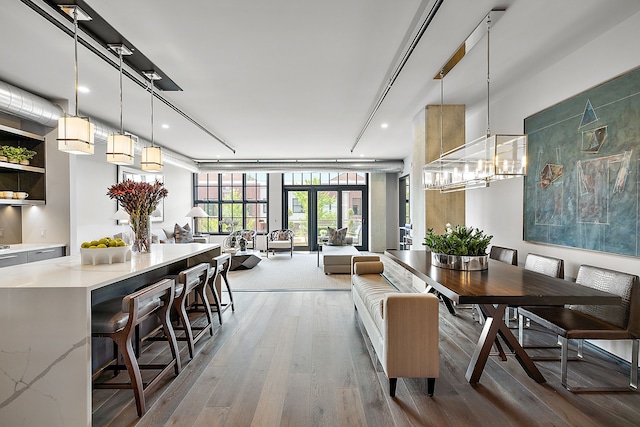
[{"x1": 425, "y1": 105, "x2": 465, "y2": 233}]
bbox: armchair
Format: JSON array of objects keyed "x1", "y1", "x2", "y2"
[
  {"x1": 267, "y1": 229, "x2": 294, "y2": 258},
  {"x1": 230, "y1": 229, "x2": 257, "y2": 250}
]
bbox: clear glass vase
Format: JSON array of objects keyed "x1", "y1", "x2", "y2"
[{"x1": 130, "y1": 214, "x2": 152, "y2": 253}]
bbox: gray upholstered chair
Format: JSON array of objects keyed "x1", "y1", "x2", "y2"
[
  {"x1": 518, "y1": 265, "x2": 639, "y2": 390},
  {"x1": 489, "y1": 245, "x2": 518, "y2": 265},
  {"x1": 518, "y1": 253, "x2": 565, "y2": 343},
  {"x1": 267, "y1": 229, "x2": 294, "y2": 257},
  {"x1": 489, "y1": 245, "x2": 519, "y2": 325},
  {"x1": 92, "y1": 278, "x2": 180, "y2": 417},
  {"x1": 523, "y1": 253, "x2": 564, "y2": 278}
]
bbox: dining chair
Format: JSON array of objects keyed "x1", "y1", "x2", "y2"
[
  {"x1": 488, "y1": 245, "x2": 519, "y2": 326},
  {"x1": 518, "y1": 253, "x2": 565, "y2": 345},
  {"x1": 489, "y1": 245, "x2": 518, "y2": 265},
  {"x1": 518, "y1": 265, "x2": 639, "y2": 391}
]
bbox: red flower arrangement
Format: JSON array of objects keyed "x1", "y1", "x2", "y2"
[
  {"x1": 107, "y1": 179, "x2": 168, "y2": 218},
  {"x1": 107, "y1": 180, "x2": 168, "y2": 252}
]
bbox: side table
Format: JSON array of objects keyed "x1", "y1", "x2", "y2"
[{"x1": 230, "y1": 249, "x2": 262, "y2": 270}]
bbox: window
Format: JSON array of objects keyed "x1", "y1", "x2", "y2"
[
  {"x1": 193, "y1": 172, "x2": 268, "y2": 234},
  {"x1": 283, "y1": 172, "x2": 366, "y2": 186}
]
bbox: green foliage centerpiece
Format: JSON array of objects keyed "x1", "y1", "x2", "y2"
[{"x1": 424, "y1": 224, "x2": 493, "y2": 270}]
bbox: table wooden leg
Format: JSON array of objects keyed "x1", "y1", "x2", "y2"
[
  {"x1": 478, "y1": 304, "x2": 507, "y2": 360},
  {"x1": 466, "y1": 304, "x2": 546, "y2": 384},
  {"x1": 466, "y1": 304, "x2": 505, "y2": 383},
  {"x1": 495, "y1": 313, "x2": 546, "y2": 383}
]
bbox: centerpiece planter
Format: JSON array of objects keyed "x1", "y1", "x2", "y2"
[
  {"x1": 431, "y1": 252, "x2": 489, "y2": 271},
  {"x1": 424, "y1": 224, "x2": 492, "y2": 271}
]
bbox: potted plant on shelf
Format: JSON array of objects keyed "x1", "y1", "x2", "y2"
[
  {"x1": 1, "y1": 146, "x2": 37, "y2": 165},
  {"x1": 423, "y1": 223, "x2": 493, "y2": 270}
]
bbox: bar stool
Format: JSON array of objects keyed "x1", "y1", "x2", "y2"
[
  {"x1": 208, "y1": 253, "x2": 234, "y2": 324},
  {"x1": 173, "y1": 263, "x2": 214, "y2": 359},
  {"x1": 92, "y1": 278, "x2": 180, "y2": 417}
]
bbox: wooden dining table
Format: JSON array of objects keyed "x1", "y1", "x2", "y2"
[{"x1": 384, "y1": 249, "x2": 622, "y2": 384}]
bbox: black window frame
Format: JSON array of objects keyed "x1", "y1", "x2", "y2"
[{"x1": 193, "y1": 172, "x2": 269, "y2": 234}]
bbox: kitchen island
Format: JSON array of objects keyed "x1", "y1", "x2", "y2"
[{"x1": 0, "y1": 243, "x2": 221, "y2": 427}]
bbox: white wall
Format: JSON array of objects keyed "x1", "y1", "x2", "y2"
[
  {"x1": 465, "y1": 10, "x2": 640, "y2": 361},
  {"x1": 68, "y1": 142, "x2": 192, "y2": 254}
]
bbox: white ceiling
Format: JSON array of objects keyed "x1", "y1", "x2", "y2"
[{"x1": 1, "y1": 0, "x2": 640, "y2": 164}]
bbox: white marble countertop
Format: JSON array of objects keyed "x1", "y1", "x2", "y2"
[
  {"x1": 0, "y1": 242, "x2": 67, "y2": 253},
  {"x1": 0, "y1": 243, "x2": 220, "y2": 290}
]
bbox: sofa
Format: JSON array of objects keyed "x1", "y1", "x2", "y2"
[{"x1": 351, "y1": 255, "x2": 439, "y2": 397}]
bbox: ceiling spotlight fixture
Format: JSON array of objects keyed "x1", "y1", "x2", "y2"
[
  {"x1": 381, "y1": 123, "x2": 389, "y2": 129},
  {"x1": 161, "y1": 124, "x2": 169, "y2": 129},
  {"x1": 141, "y1": 71, "x2": 163, "y2": 172},
  {"x1": 57, "y1": 5, "x2": 95, "y2": 155},
  {"x1": 78, "y1": 86, "x2": 90, "y2": 93},
  {"x1": 106, "y1": 44, "x2": 135, "y2": 165}
]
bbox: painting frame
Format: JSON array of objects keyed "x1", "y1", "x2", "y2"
[
  {"x1": 116, "y1": 166, "x2": 164, "y2": 223},
  {"x1": 523, "y1": 66, "x2": 640, "y2": 256}
]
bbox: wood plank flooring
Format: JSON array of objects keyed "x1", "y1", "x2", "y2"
[{"x1": 93, "y1": 254, "x2": 640, "y2": 427}]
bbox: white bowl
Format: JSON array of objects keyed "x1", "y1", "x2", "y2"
[{"x1": 80, "y1": 246, "x2": 131, "y2": 265}]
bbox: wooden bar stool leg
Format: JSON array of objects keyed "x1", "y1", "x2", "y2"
[
  {"x1": 197, "y1": 285, "x2": 216, "y2": 334},
  {"x1": 159, "y1": 303, "x2": 181, "y2": 375},
  {"x1": 113, "y1": 331, "x2": 146, "y2": 416},
  {"x1": 174, "y1": 293, "x2": 195, "y2": 359},
  {"x1": 209, "y1": 280, "x2": 223, "y2": 325},
  {"x1": 221, "y1": 270, "x2": 234, "y2": 311}
]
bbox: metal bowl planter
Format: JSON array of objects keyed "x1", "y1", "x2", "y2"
[{"x1": 431, "y1": 252, "x2": 489, "y2": 271}]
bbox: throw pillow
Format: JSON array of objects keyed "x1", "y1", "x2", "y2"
[
  {"x1": 174, "y1": 223, "x2": 194, "y2": 243},
  {"x1": 277, "y1": 230, "x2": 288, "y2": 241},
  {"x1": 162, "y1": 227, "x2": 175, "y2": 240},
  {"x1": 327, "y1": 226, "x2": 348, "y2": 245}
]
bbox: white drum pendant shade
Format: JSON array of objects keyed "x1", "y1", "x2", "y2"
[
  {"x1": 107, "y1": 133, "x2": 135, "y2": 165},
  {"x1": 141, "y1": 145, "x2": 163, "y2": 172},
  {"x1": 57, "y1": 115, "x2": 95, "y2": 155}
]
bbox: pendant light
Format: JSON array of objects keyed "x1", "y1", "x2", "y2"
[
  {"x1": 106, "y1": 44, "x2": 135, "y2": 165},
  {"x1": 423, "y1": 9, "x2": 527, "y2": 192},
  {"x1": 141, "y1": 71, "x2": 163, "y2": 172},
  {"x1": 57, "y1": 5, "x2": 95, "y2": 155}
]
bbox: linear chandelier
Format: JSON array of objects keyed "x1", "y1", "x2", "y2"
[
  {"x1": 56, "y1": 5, "x2": 95, "y2": 155},
  {"x1": 423, "y1": 9, "x2": 527, "y2": 192},
  {"x1": 106, "y1": 44, "x2": 135, "y2": 165}
]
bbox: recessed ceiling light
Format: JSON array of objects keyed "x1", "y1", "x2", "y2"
[
  {"x1": 216, "y1": 154, "x2": 221, "y2": 158},
  {"x1": 381, "y1": 123, "x2": 389, "y2": 129},
  {"x1": 78, "y1": 86, "x2": 90, "y2": 93},
  {"x1": 161, "y1": 124, "x2": 169, "y2": 129},
  {"x1": 360, "y1": 154, "x2": 364, "y2": 157}
]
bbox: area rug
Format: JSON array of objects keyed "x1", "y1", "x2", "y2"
[{"x1": 229, "y1": 252, "x2": 351, "y2": 291}]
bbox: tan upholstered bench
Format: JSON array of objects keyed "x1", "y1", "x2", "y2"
[{"x1": 351, "y1": 255, "x2": 439, "y2": 397}]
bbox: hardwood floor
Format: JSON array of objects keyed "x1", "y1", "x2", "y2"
[{"x1": 93, "y1": 256, "x2": 640, "y2": 426}]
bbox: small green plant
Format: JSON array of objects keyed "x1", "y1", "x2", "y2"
[
  {"x1": 1, "y1": 146, "x2": 36, "y2": 162},
  {"x1": 423, "y1": 223, "x2": 493, "y2": 256}
]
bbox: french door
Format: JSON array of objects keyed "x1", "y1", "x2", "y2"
[{"x1": 284, "y1": 187, "x2": 367, "y2": 251}]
